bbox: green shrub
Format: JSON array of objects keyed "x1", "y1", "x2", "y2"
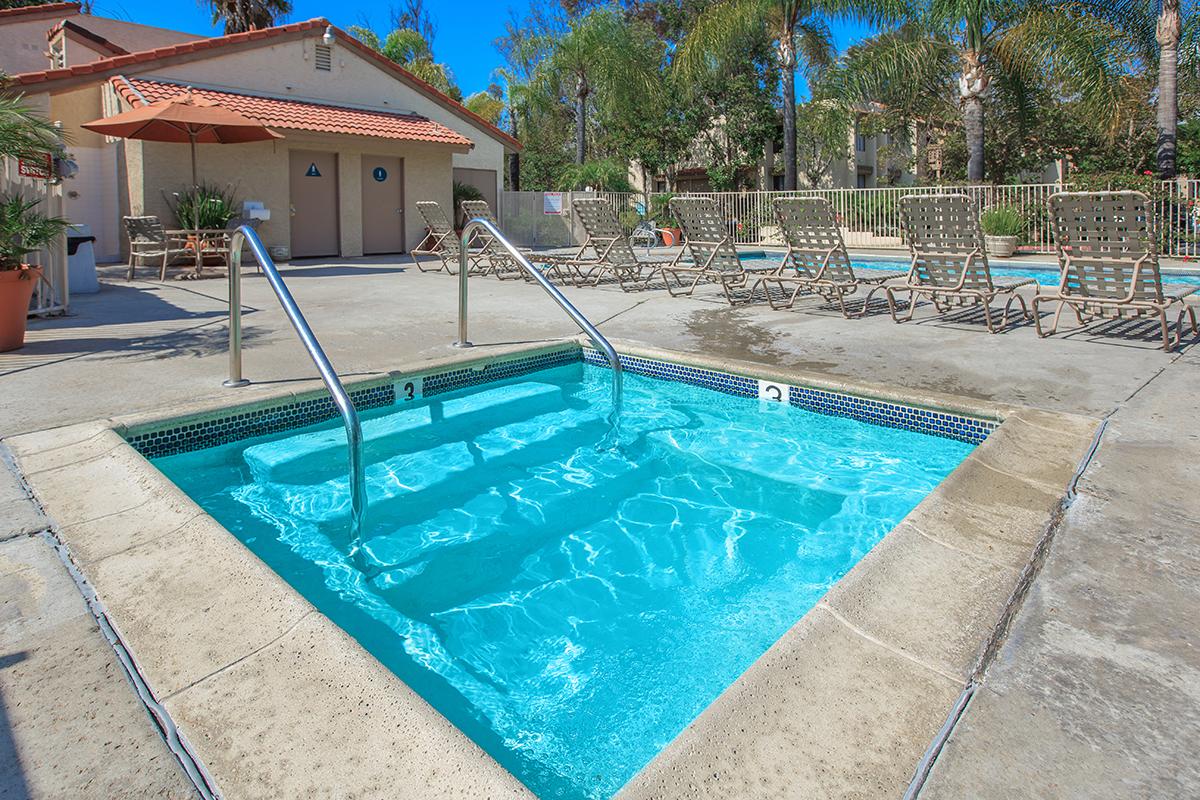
[
  {"x1": 165, "y1": 183, "x2": 238, "y2": 230},
  {"x1": 979, "y1": 204, "x2": 1026, "y2": 238}
]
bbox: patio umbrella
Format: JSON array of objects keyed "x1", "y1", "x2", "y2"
[
  {"x1": 81, "y1": 89, "x2": 282, "y2": 187},
  {"x1": 82, "y1": 89, "x2": 282, "y2": 273}
]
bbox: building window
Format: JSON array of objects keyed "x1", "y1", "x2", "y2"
[
  {"x1": 856, "y1": 173, "x2": 868, "y2": 189},
  {"x1": 314, "y1": 44, "x2": 332, "y2": 71},
  {"x1": 855, "y1": 133, "x2": 867, "y2": 152},
  {"x1": 49, "y1": 40, "x2": 65, "y2": 69}
]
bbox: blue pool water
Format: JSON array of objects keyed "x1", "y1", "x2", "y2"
[
  {"x1": 154, "y1": 364, "x2": 974, "y2": 799},
  {"x1": 742, "y1": 254, "x2": 1200, "y2": 287}
]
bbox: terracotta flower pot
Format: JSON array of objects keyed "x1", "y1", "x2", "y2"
[{"x1": 0, "y1": 266, "x2": 40, "y2": 352}]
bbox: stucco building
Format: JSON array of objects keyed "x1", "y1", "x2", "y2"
[{"x1": 2, "y1": 5, "x2": 519, "y2": 261}]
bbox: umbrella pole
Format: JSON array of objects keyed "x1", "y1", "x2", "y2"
[{"x1": 190, "y1": 134, "x2": 201, "y2": 275}]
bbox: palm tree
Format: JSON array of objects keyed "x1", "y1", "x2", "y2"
[
  {"x1": 831, "y1": 1, "x2": 1130, "y2": 182},
  {"x1": 678, "y1": 0, "x2": 906, "y2": 190},
  {"x1": 0, "y1": 85, "x2": 61, "y2": 161},
  {"x1": 348, "y1": 26, "x2": 462, "y2": 100},
  {"x1": 206, "y1": 0, "x2": 290, "y2": 34},
  {"x1": 537, "y1": 8, "x2": 658, "y2": 164},
  {"x1": 1158, "y1": 0, "x2": 1183, "y2": 177}
]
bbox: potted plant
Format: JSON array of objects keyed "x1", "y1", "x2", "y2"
[
  {"x1": 453, "y1": 180, "x2": 485, "y2": 230},
  {"x1": 0, "y1": 195, "x2": 69, "y2": 351},
  {"x1": 164, "y1": 184, "x2": 238, "y2": 265},
  {"x1": 980, "y1": 204, "x2": 1025, "y2": 258},
  {"x1": 649, "y1": 193, "x2": 680, "y2": 245}
]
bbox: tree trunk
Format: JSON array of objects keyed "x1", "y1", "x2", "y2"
[
  {"x1": 507, "y1": 112, "x2": 520, "y2": 190},
  {"x1": 575, "y1": 78, "x2": 587, "y2": 165},
  {"x1": 1157, "y1": 0, "x2": 1181, "y2": 178},
  {"x1": 914, "y1": 123, "x2": 928, "y2": 183},
  {"x1": 779, "y1": 38, "x2": 798, "y2": 191},
  {"x1": 959, "y1": 50, "x2": 989, "y2": 182}
]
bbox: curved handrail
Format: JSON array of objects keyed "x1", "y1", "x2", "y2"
[
  {"x1": 454, "y1": 217, "x2": 623, "y2": 444},
  {"x1": 224, "y1": 226, "x2": 367, "y2": 561}
]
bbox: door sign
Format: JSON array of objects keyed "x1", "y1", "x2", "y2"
[
  {"x1": 305, "y1": 162, "x2": 321, "y2": 177},
  {"x1": 372, "y1": 166, "x2": 388, "y2": 182}
]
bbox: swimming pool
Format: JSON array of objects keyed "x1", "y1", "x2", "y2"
[
  {"x1": 151, "y1": 355, "x2": 978, "y2": 799},
  {"x1": 742, "y1": 254, "x2": 1200, "y2": 288}
]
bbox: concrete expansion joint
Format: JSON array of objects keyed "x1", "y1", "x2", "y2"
[
  {"x1": 158, "y1": 608, "x2": 317, "y2": 703},
  {"x1": 903, "y1": 416, "x2": 1110, "y2": 800},
  {"x1": 903, "y1": 521, "x2": 1014, "y2": 569},
  {"x1": 11, "y1": 442, "x2": 226, "y2": 800},
  {"x1": 816, "y1": 603, "x2": 961, "y2": 685}
]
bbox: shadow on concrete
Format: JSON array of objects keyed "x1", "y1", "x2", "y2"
[
  {"x1": 276, "y1": 264, "x2": 408, "y2": 279},
  {"x1": 0, "y1": 651, "x2": 31, "y2": 800},
  {"x1": 26, "y1": 282, "x2": 234, "y2": 332}
]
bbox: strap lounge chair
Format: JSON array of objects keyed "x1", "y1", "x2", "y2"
[
  {"x1": 558, "y1": 198, "x2": 674, "y2": 291},
  {"x1": 1035, "y1": 191, "x2": 1197, "y2": 351},
  {"x1": 411, "y1": 201, "x2": 464, "y2": 274},
  {"x1": 459, "y1": 200, "x2": 532, "y2": 281},
  {"x1": 894, "y1": 194, "x2": 1035, "y2": 332},
  {"x1": 123, "y1": 216, "x2": 193, "y2": 280},
  {"x1": 657, "y1": 197, "x2": 777, "y2": 304},
  {"x1": 752, "y1": 196, "x2": 905, "y2": 315}
]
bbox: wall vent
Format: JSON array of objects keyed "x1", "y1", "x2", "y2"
[{"x1": 314, "y1": 44, "x2": 332, "y2": 71}]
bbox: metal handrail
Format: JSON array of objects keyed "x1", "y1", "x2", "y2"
[
  {"x1": 454, "y1": 217, "x2": 623, "y2": 443},
  {"x1": 224, "y1": 226, "x2": 368, "y2": 562}
]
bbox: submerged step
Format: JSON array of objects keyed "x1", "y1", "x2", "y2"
[{"x1": 244, "y1": 380, "x2": 571, "y2": 484}]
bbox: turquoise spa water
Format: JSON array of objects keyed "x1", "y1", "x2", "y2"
[{"x1": 154, "y1": 363, "x2": 974, "y2": 799}]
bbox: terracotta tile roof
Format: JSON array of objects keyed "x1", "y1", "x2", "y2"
[
  {"x1": 0, "y1": 2, "x2": 79, "y2": 21},
  {"x1": 8, "y1": 18, "x2": 522, "y2": 151},
  {"x1": 112, "y1": 76, "x2": 474, "y2": 149}
]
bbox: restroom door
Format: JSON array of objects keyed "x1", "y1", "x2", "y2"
[
  {"x1": 361, "y1": 156, "x2": 405, "y2": 254},
  {"x1": 289, "y1": 150, "x2": 340, "y2": 258}
]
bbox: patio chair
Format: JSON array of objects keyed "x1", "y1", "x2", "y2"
[
  {"x1": 558, "y1": 198, "x2": 675, "y2": 291},
  {"x1": 1035, "y1": 191, "x2": 1197, "y2": 351},
  {"x1": 123, "y1": 215, "x2": 192, "y2": 280},
  {"x1": 894, "y1": 194, "x2": 1035, "y2": 332},
  {"x1": 411, "y1": 201, "x2": 463, "y2": 274},
  {"x1": 752, "y1": 196, "x2": 906, "y2": 316},
  {"x1": 655, "y1": 197, "x2": 777, "y2": 304},
  {"x1": 459, "y1": 199, "x2": 531, "y2": 280}
]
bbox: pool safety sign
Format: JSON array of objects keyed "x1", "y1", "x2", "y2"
[
  {"x1": 543, "y1": 192, "x2": 564, "y2": 215},
  {"x1": 758, "y1": 380, "x2": 789, "y2": 403}
]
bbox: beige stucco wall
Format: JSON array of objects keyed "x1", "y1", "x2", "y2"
[
  {"x1": 126, "y1": 131, "x2": 452, "y2": 258},
  {"x1": 0, "y1": 14, "x2": 75, "y2": 74},
  {"x1": 142, "y1": 33, "x2": 506, "y2": 202}
]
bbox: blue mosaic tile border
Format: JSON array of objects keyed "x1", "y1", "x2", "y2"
[
  {"x1": 582, "y1": 348, "x2": 759, "y2": 398},
  {"x1": 128, "y1": 344, "x2": 993, "y2": 459},
  {"x1": 583, "y1": 347, "x2": 995, "y2": 444},
  {"x1": 127, "y1": 383, "x2": 395, "y2": 459},
  {"x1": 789, "y1": 386, "x2": 994, "y2": 444},
  {"x1": 423, "y1": 347, "x2": 580, "y2": 396}
]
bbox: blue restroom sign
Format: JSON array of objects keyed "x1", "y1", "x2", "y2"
[
  {"x1": 305, "y1": 162, "x2": 321, "y2": 177},
  {"x1": 372, "y1": 166, "x2": 388, "y2": 182}
]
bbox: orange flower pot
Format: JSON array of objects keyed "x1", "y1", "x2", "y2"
[{"x1": 0, "y1": 266, "x2": 41, "y2": 352}]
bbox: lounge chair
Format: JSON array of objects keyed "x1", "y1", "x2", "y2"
[
  {"x1": 411, "y1": 201, "x2": 463, "y2": 274},
  {"x1": 123, "y1": 215, "x2": 192, "y2": 280},
  {"x1": 557, "y1": 198, "x2": 675, "y2": 291},
  {"x1": 459, "y1": 199, "x2": 531, "y2": 280},
  {"x1": 894, "y1": 194, "x2": 1035, "y2": 332},
  {"x1": 656, "y1": 197, "x2": 777, "y2": 304},
  {"x1": 752, "y1": 196, "x2": 905, "y2": 315},
  {"x1": 1035, "y1": 190, "x2": 1197, "y2": 351}
]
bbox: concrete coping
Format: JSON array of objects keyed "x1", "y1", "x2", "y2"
[{"x1": 6, "y1": 340, "x2": 1102, "y2": 798}]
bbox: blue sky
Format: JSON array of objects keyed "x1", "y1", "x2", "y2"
[{"x1": 87, "y1": 0, "x2": 876, "y2": 98}]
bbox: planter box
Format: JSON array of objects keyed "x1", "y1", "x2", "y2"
[{"x1": 985, "y1": 235, "x2": 1020, "y2": 258}]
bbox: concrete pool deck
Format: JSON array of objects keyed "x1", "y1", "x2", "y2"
[{"x1": 1, "y1": 257, "x2": 1197, "y2": 798}]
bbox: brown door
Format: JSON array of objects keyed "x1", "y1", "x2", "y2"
[
  {"x1": 361, "y1": 156, "x2": 405, "y2": 254},
  {"x1": 289, "y1": 150, "x2": 339, "y2": 258}
]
